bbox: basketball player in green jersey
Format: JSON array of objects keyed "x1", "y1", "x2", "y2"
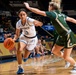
[{"x1": 24, "y1": 2, "x2": 76, "y2": 73}]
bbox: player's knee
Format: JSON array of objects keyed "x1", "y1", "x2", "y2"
[
  {"x1": 52, "y1": 50, "x2": 57, "y2": 54},
  {"x1": 19, "y1": 47, "x2": 24, "y2": 51},
  {"x1": 63, "y1": 56, "x2": 69, "y2": 60},
  {"x1": 17, "y1": 48, "x2": 23, "y2": 53}
]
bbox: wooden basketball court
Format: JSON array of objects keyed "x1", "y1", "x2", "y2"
[{"x1": 0, "y1": 53, "x2": 76, "y2": 75}]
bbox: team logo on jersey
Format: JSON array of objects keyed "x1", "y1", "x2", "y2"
[
  {"x1": 58, "y1": 14, "x2": 62, "y2": 17},
  {"x1": 69, "y1": 43, "x2": 72, "y2": 46}
]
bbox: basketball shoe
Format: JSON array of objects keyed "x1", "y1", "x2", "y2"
[
  {"x1": 70, "y1": 66, "x2": 76, "y2": 73},
  {"x1": 17, "y1": 66, "x2": 24, "y2": 74},
  {"x1": 65, "y1": 61, "x2": 70, "y2": 68}
]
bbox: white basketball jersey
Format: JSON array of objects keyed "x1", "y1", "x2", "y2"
[{"x1": 16, "y1": 17, "x2": 36, "y2": 37}]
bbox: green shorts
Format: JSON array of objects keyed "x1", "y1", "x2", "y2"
[{"x1": 56, "y1": 31, "x2": 76, "y2": 48}]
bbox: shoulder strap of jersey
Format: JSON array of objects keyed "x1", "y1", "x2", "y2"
[
  {"x1": 27, "y1": 17, "x2": 33, "y2": 26},
  {"x1": 53, "y1": 11, "x2": 58, "y2": 19}
]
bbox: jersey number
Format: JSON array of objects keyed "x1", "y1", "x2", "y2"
[{"x1": 25, "y1": 31, "x2": 29, "y2": 35}]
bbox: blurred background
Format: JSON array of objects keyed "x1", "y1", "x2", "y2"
[{"x1": 0, "y1": 0, "x2": 76, "y2": 59}]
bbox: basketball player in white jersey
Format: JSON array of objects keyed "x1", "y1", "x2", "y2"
[{"x1": 13, "y1": 8, "x2": 43, "y2": 74}]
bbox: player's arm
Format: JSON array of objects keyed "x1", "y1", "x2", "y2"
[
  {"x1": 24, "y1": 2, "x2": 46, "y2": 16},
  {"x1": 66, "y1": 17, "x2": 76, "y2": 24},
  {"x1": 13, "y1": 29, "x2": 20, "y2": 41},
  {"x1": 33, "y1": 20, "x2": 43, "y2": 27},
  {"x1": 28, "y1": 18, "x2": 43, "y2": 26}
]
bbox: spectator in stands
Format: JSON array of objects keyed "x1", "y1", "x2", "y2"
[
  {"x1": 40, "y1": 36, "x2": 45, "y2": 40},
  {"x1": 0, "y1": 33, "x2": 4, "y2": 41},
  {"x1": 35, "y1": 39, "x2": 44, "y2": 57}
]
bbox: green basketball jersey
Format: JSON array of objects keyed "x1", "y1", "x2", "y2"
[{"x1": 46, "y1": 10, "x2": 70, "y2": 36}]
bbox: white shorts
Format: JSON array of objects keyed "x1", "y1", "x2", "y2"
[{"x1": 19, "y1": 34, "x2": 38, "y2": 51}]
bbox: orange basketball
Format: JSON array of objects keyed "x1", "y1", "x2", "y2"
[{"x1": 3, "y1": 38, "x2": 15, "y2": 50}]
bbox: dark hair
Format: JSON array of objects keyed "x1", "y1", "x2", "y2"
[{"x1": 18, "y1": 8, "x2": 27, "y2": 15}]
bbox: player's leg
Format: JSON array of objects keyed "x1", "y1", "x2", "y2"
[
  {"x1": 23, "y1": 49, "x2": 31, "y2": 62},
  {"x1": 52, "y1": 36, "x2": 64, "y2": 58},
  {"x1": 64, "y1": 48, "x2": 76, "y2": 73},
  {"x1": 17, "y1": 42, "x2": 26, "y2": 74},
  {"x1": 35, "y1": 46, "x2": 41, "y2": 57},
  {"x1": 52, "y1": 35, "x2": 71, "y2": 68},
  {"x1": 23, "y1": 37, "x2": 38, "y2": 62},
  {"x1": 52, "y1": 44, "x2": 64, "y2": 58},
  {"x1": 64, "y1": 32, "x2": 76, "y2": 73}
]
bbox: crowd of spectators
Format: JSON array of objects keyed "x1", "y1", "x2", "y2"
[{"x1": 0, "y1": 15, "x2": 16, "y2": 42}]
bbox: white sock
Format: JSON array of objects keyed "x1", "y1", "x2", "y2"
[{"x1": 18, "y1": 64, "x2": 23, "y2": 68}]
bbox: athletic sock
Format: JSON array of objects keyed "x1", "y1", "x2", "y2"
[{"x1": 18, "y1": 64, "x2": 23, "y2": 68}]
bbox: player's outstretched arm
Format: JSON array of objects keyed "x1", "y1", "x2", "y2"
[
  {"x1": 24, "y1": 2, "x2": 46, "y2": 16},
  {"x1": 66, "y1": 17, "x2": 76, "y2": 24}
]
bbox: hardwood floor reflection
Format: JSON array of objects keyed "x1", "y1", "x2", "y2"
[{"x1": 0, "y1": 53, "x2": 76, "y2": 75}]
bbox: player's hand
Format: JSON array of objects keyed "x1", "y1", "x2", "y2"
[
  {"x1": 12, "y1": 38, "x2": 16, "y2": 42},
  {"x1": 24, "y1": 2, "x2": 30, "y2": 9}
]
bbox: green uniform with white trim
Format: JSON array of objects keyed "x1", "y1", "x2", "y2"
[{"x1": 46, "y1": 10, "x2": 76, "y2": 48}]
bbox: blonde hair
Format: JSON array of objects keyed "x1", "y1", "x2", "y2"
[
  {"x1": 51, "y1": 0, "x2": 61, "y2": 7},
  {"x1": 49, "y1": 2, "x2": 60, "y2": 10}
]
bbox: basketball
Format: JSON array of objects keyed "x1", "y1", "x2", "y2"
[{"x1": 3, "y1": 38, "x2": 15, "y2": 50}]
